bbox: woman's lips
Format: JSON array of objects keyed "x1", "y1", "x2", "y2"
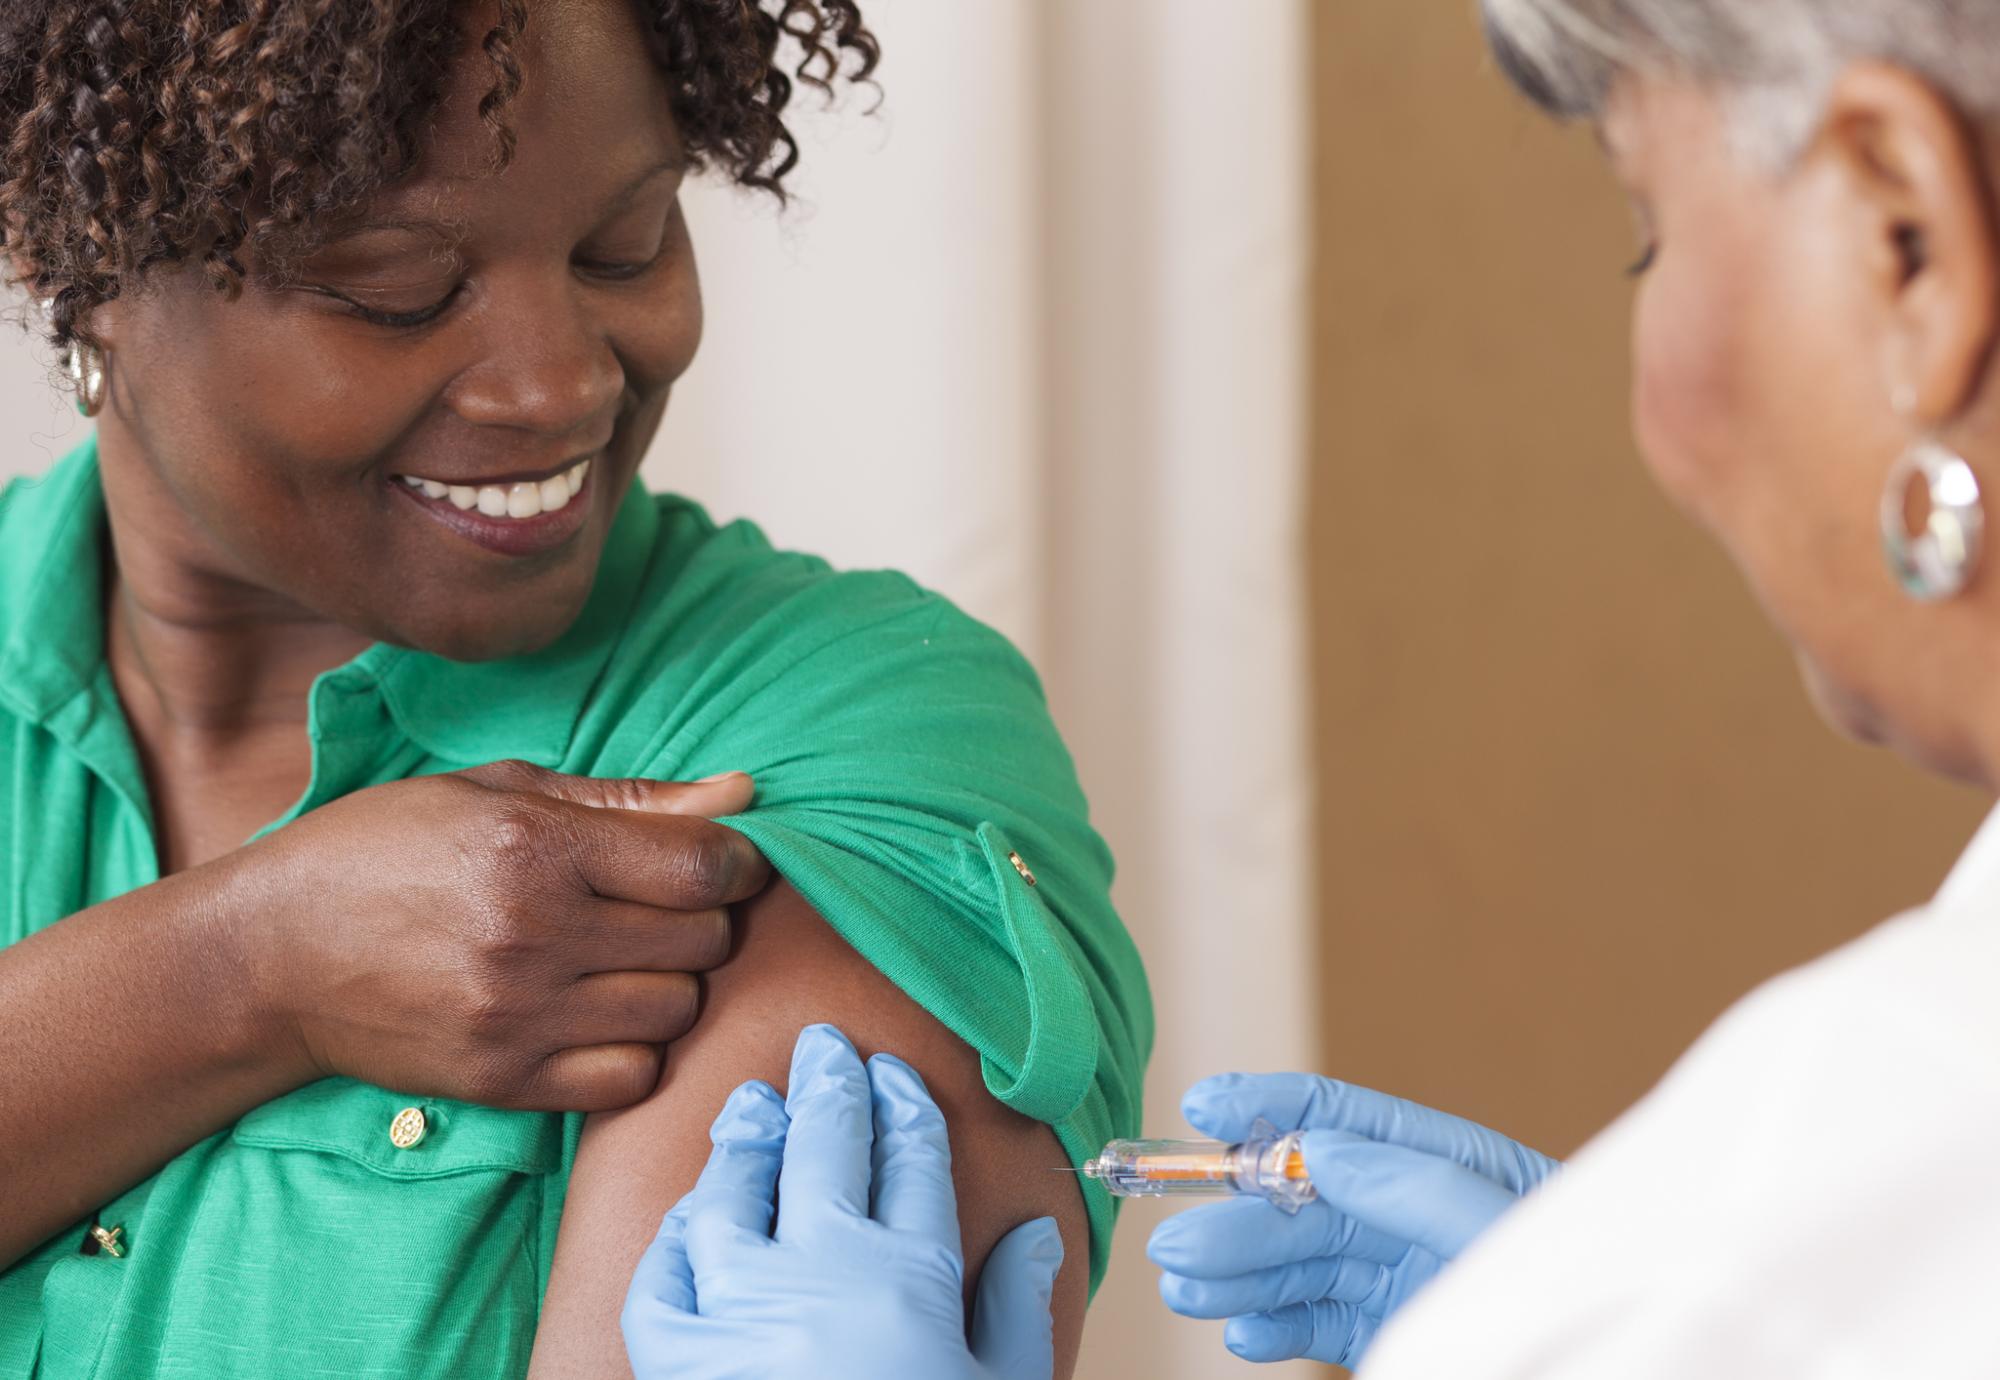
[{"x1": 391, "y1": 457, "x2": 595, "y2": 558}]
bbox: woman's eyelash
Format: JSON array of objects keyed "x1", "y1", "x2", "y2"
[
  {"x1": 315, "y1": 243, "x2": 662, "y2": 328},
  {"x1": 1626, "y1": 242, "x2": 1659, "y2": 279},
  {"x1": 322, "y1": 284, "x2": 460, "y2": 331},
  {"x1": 578, "y1": 250, "x2": 662, "y2": 282}
]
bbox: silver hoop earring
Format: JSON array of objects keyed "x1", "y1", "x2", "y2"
[
  {"x1": 1881, "y1": 439, "x2": 1984, "y2": 601},
  {"x1": 65, "y1": 340, "x2": 106, "y2": 418}
]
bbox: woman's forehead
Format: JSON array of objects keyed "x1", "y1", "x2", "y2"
[
  {"x1": 427, "y1": 0, "x2": 680, "y2": 163},
  {"x1": 370, "y1": 0, "x2": 685, "y2": 223}
]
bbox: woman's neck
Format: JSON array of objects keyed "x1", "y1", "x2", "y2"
[
  {"x1": 100, "y1": 467, "x2": 373, "y2": 742},
  {"x1": 106, "y1": 574, "x2": 371, "y2": 738}
]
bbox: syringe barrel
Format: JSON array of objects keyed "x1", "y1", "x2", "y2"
[
  {"x1": 1084, "y1": 1131, "x2": 1317, "y2": 1214},
  {"x1": 1084, "y1": 1139, "x2": 1244, "y2": 1198}
]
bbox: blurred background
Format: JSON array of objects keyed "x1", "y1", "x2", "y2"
[{"x1": 0, "y1": 2, "x2": 1985, "y2": 1377}]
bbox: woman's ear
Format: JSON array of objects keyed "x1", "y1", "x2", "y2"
[{"x1": 1808, "y1": 63, "x2": 2000, "y2": 421}]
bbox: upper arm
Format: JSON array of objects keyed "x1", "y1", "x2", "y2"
[{"x1": 526, "y1": 878, "x2": 1092, "y2": 1378}]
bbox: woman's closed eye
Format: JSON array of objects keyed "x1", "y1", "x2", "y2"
[
  {"x1": 575, "y1": 249, "x2": 664, "y2": 284},
  {"x1": 308, "y1": 281, "x2": 464, "y2": 331},
  {"x1": 574, "y1": 207, "x2": 680, "y2": 284},
  {"x1": 1626, "y1": 241, "x2": 1659, "y2": 278}
]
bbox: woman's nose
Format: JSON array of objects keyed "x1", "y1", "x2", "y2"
[{"x1": 446, "y1": 282, "x2": 624, "y2": 439}]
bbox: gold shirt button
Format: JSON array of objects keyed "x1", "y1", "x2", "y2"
[
  {"x1": 389, "y1": 1106, "x2": 429, "y2": 1150},
  {"x1": 1008, "y1": 851, "x2": 1038, "y2": 887}
]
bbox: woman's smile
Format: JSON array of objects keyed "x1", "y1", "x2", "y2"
[{"x1": 391, "y1": 452, "x2": 597, "y2": 557}]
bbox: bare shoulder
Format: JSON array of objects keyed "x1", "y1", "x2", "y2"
[{"x1": 527, "y1": 878, "x2": 1091, "y2": 1378}]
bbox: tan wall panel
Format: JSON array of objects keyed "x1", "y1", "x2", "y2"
[{"x1": 1310, "y1": 0, "x2": 1986, "y2": 1178}]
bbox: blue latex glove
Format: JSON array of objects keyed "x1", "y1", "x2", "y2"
[
  {"x1": 1147, "y1": 1072, "x2": 1560, "y2": 1368},
  {"x1": 622, "y1": 1024, "x2": 1063, "y2": 1380}
]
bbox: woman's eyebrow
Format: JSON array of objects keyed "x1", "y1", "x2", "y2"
[
  {"x1": 317, "y1": 217, "x2": 470, "y2": 255},
  {"x1": 315, "y1": 152, "x2": 686, "y2": 251},
  {"x1": 599, "y1": 153, "x2": 690, "y2": 216}
]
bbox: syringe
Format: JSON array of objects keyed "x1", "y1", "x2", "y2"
[{"x1": 1075, "y1": 1119, "x2": 1317, "y2": 1214}]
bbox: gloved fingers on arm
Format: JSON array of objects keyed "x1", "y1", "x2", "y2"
[
  {"x1": 1223, "y1": 1298, "x2": 1381, "y2": 1368},
  {"x1": 968, "y1": 1215, "x2": 1064, "y2": 1380},
  {"x1": 623, "y1": 1203, "x2": 697, "y2": 1320},
  {"x1": 624, "y1": 1083, "x2": 785, "y2": 1362},
  {"x1": 1303, "y1": 1130, "x2": 1523, "y2": 1260},
  {"x1": 1183, "y1": 1072, "x2": 1557, "y2": 1193},
  {"x1": 776, "y1": 1024, "x2": 876, "y2": 1243},
  {"x1": 1157, "y1": 1250, "x2": 1392, "y2": 1321},
  {"x1": 864, "y1": 1052, "x2": 962, "y2": 1259},
  {"x1": 682, "y1": 1079, "x2": 791, "y2": 1237},
  {"x1": 1147, "y1": 1194, "x2": 1412, "y2": 1278}
]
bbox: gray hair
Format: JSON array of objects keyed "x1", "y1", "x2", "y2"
[{"x1": 1481, "y1": 0, "x2": 2000, "y2": 161}]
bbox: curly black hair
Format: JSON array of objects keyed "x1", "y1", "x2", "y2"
[{"x1": 0, "y1": 0, "x2": 878, "y2": 348}]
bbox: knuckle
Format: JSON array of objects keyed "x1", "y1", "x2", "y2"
[
  {"x1": 468, "y1": 802, "x2": 587, "y2": 900},
  {"x1": 1318, "y1": 1211, "x2": 1360, "y2": 1257},
  {"x1": 461, "y1": 981, "x2": 526, "y2": 1038},
  {"x1": 581, "y1": 1049, "x2": 663, "y2": 1111},
  {"x1": 656, "y1": 974, "x2": 702, "y2": 1039},
  {"x1": 460, "y1": 891, "x2": 540, "y2": 962},
  {"x1": 680, "y1": 909, "x2": 734, "y2": 970},
  {"x1": 480, "y1": 803, "x2": 548, "y2": 863},
  {"x1": 593, "y1": 776, "x2": 654, "y2": 811},
  {"x1": 483, "y1": 758, "x2": 549, "y2": 792},
  {"x1": 669, "y1": 827, "x2": 737, "y2": 902}
]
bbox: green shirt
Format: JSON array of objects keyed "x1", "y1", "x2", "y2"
[{"x1": 0, "y1": 441, "x2": 1152, "y2": 1378}]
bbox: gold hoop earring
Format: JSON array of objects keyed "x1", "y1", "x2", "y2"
[{"x1": 66, "y1": 340, "x2": 107, "y2": 417}]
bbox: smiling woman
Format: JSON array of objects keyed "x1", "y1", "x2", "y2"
[{"x1": 0, "y1": 3, "x2": 1148, "y2": 1377}]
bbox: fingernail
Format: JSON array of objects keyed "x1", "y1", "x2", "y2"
[
  {"x1": 711, "y1": 1079, "x2": 786, "y2": 1142},
  {"x1": 788, "y1": 1025, "x2": 863, "y2": 1105},
  {"x1": 1223, "y1": 1317, "x2": 1265, "y2": 1360},
  {"x1": 696, "y1": 771, "x2": 746, "y2": 784},
  {"x1": 798, "y1": 1023, "x2": 854, "y2": 1057},
  {"x1": 1023, "y1": 1217, "x2": 1063, "y2": 1297},
  {"x1": 865, "y1": 1052, "x2": 929, "y2": 1097}
]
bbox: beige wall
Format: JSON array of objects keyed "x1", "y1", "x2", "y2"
[{"x1": 1309, "y1": 0, "x2": 1986, "y2": 1206}]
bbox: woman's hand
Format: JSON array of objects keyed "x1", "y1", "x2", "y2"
[
  {"x1": 233, "y1": 762, "x2": 772, "y2": 1111},
  {"x1": 0, "y1": 762, "x2": 768, "y2": 1269},
  {"x1": 621, "y1": 1024, "x2": 1064, "y2": 1380},
  {"x1": 1147, "y1": 1073, "x2": 1560, "y2": 1368}
]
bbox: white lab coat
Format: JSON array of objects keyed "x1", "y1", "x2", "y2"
[{"x1": 1359, "y1": 806, "x2": 2000, "y2": 1380}]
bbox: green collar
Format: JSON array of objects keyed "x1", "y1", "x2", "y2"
[{"x1": 0, "y1": 438, "x2": 662, "y2": 767}]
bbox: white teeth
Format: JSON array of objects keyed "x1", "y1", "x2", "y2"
[{"x1": 399, "y1": 455, "x2": 594, "y2": 521}]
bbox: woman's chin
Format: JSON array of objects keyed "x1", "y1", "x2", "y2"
[
  {"x1": 363, "y1": 585, "x2": 595, "y2": 664},
  {"x1": 1798, "y1": 657, "x2": 1887, "y2": 746},
  {"x1": 1798, "y1": 655, "x2": 1996, "y2": 786}
]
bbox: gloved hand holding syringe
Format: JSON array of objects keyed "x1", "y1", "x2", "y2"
[{"x1": 1128, "y1": 1073, "x2": 1561, "y2": 1368}]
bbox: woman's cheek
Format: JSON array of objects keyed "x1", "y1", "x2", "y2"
[
  {"x1": 636, "y1": 207, "x2": 705, "y2": 390},
  {"x1": 1629, "y1": 269, "x2": 1748, "y2": 528}
]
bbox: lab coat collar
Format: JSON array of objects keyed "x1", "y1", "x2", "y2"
[{"x1": 1930, "y1": 803, "x2": 2000, "y2": 914}]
